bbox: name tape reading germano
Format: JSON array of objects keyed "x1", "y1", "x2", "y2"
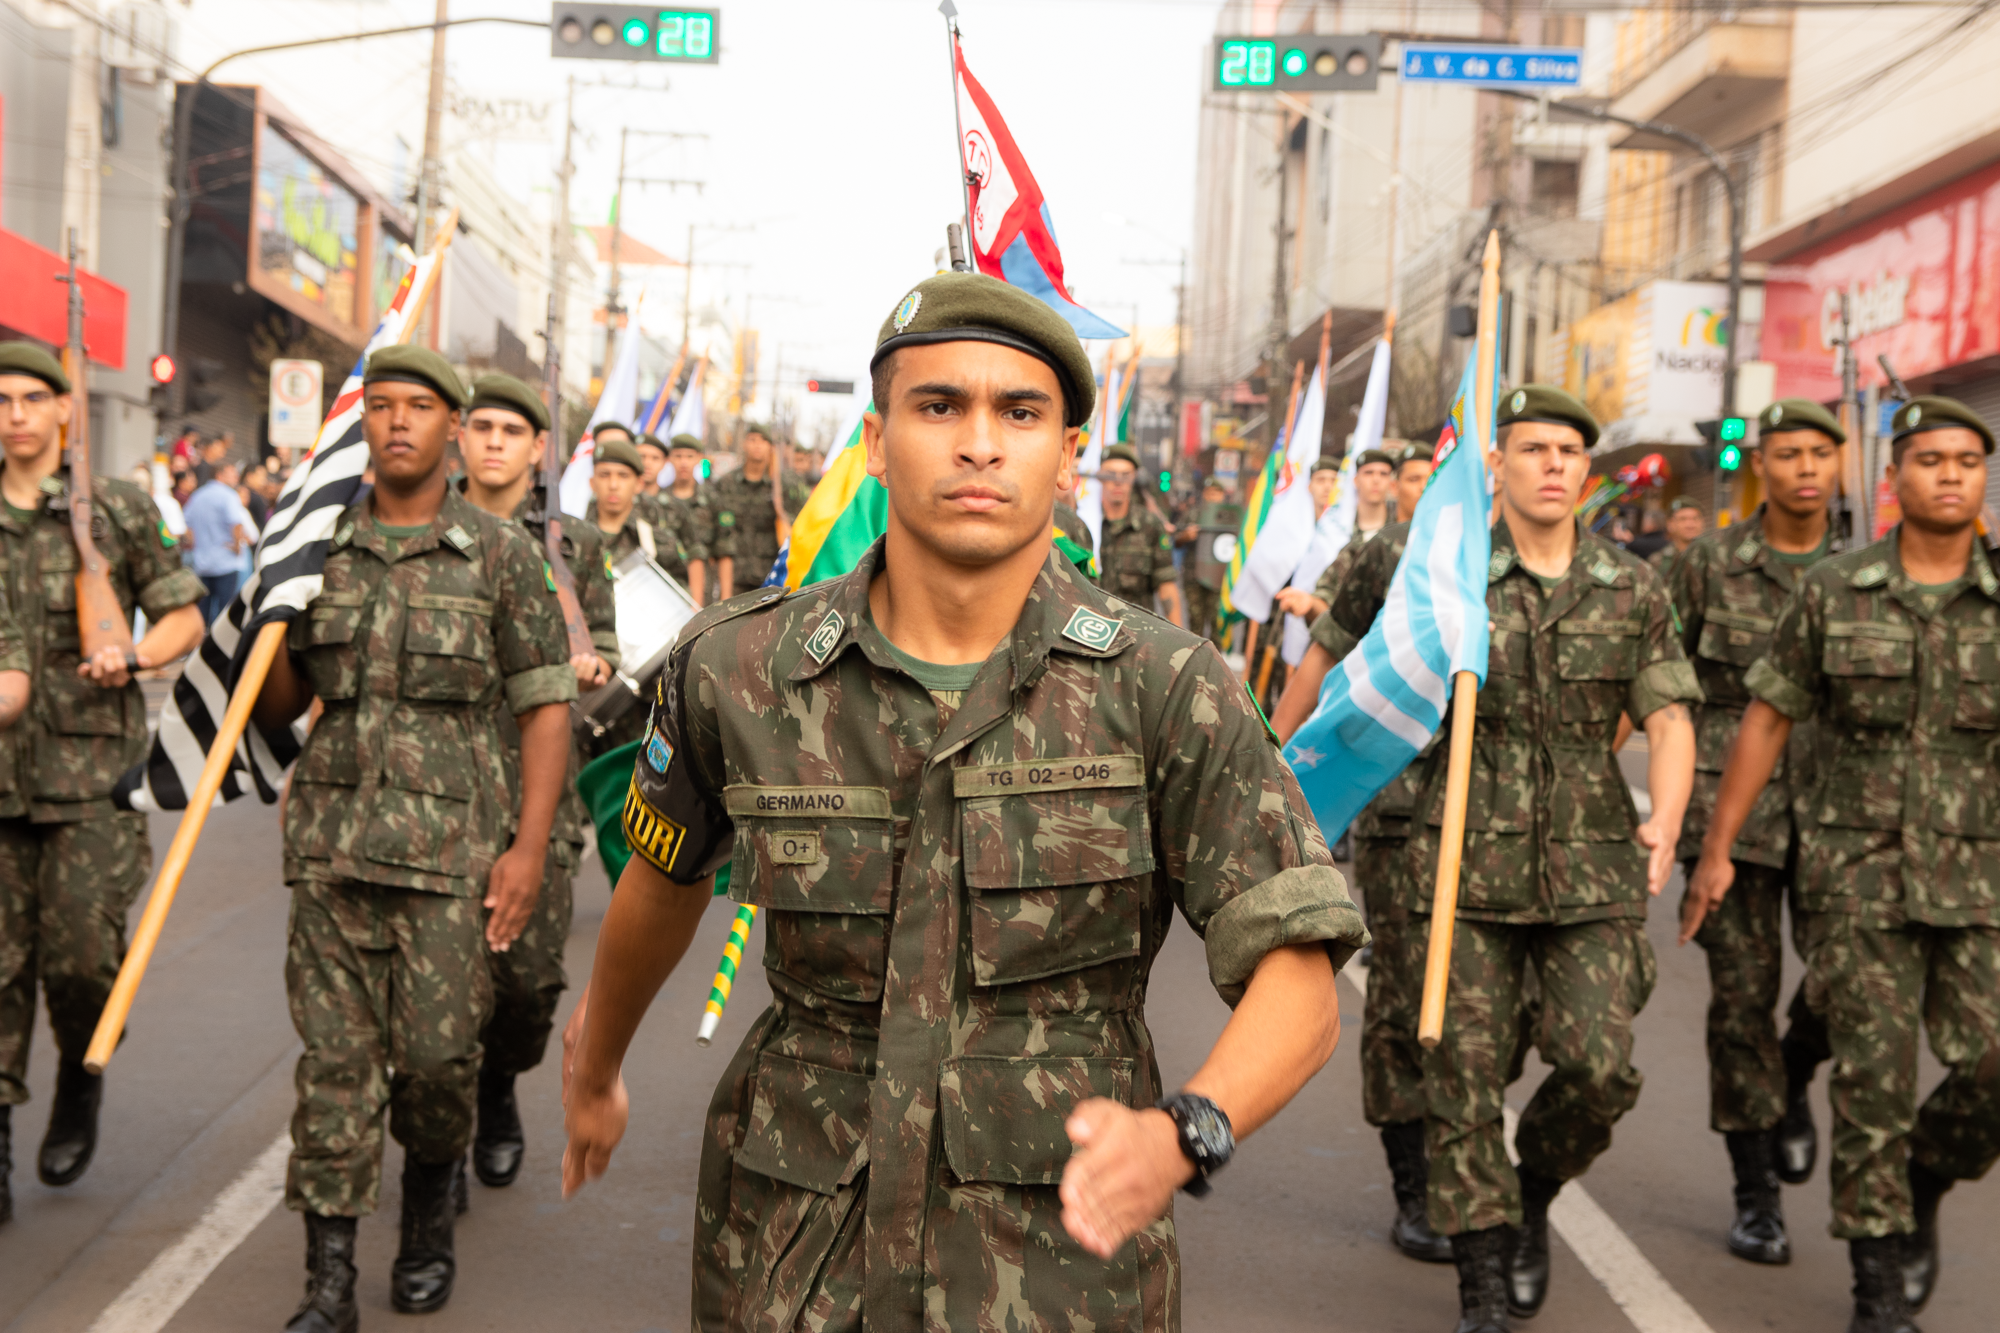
[
  {"x1": 723, "y1": 785, "x2": 894, "y2": 819},
  {"x1": 953, "y1": 754, "x2": 1145, "y2": 797}
]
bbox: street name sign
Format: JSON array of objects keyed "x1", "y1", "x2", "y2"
[{"x1": 1399, "y1": 43, "x2": 1582, "y2": 89}]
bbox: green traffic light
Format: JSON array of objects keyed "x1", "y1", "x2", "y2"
[
  {"x1": 1719, "y1": 416, "x2": 1747, "y2": 442},
  {"x1": 1718, "y1": 443, "x2": 1742, "y2": 471},
  {"x1": 1282, "y1": 48, "x2": 1307, "y2": 77},
  {"x1": 621, "y1": 17, "x2": 649, "y2": 46},
  {"x1": 1159, "y1": 471, "x2": 1172, "y2": 493}
]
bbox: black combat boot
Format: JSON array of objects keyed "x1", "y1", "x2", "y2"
[
  {"x1": 0, "y1": 1105, "x2": 12, "y2": 1225},
  {"x1": 1775, "y1": 1033, "x2": 1820, "y2": 1184},
  {"x1": 1903, "y1": 1161, "x2": 1950, "y2": 1313},
  {"x1": 1508, "y1": 1169, "x2": 1560, "y2": 1319},
  {"x1": 391, "y1": 1156, "x2": 460, "y2": 1313},
  {"x1": 1381, "y1": 1121, "x2": 1453, "y2": 1263},
  {"x1": 472, "y1": 1066, "x2": 525, "y2": 1188},
  {"x1": 1724, "y1": 1130, "x2": 1791, "y2": 1264},
  {"x1": 1849, "y1": 1236, "x2": 1921, "y2": 1333},
  {"x1": 284, "y1": 1213, "x2": 358, "y2": 1333},
  {"x1": 1450, "y1": 1227, "x2": 1513, "y2": 1333},
  {"x1": 37, "y1": 1058, "x2": 102, "y2": 1186}
]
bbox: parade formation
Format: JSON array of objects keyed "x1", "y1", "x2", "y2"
[{"x1": 5, "y1": 2, "x2": 2000, "y2": 1331}]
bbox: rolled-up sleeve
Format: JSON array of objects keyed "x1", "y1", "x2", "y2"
[
  {"x1": 1625, "y1": 573, "x2": 1704, "y2": 721},
  {"x1": 1153, "y1": 642, "x2": 1368, "y2": 1007},
  {"x1": 492, "y1": 524, "x2": 580, "y2": 715}
]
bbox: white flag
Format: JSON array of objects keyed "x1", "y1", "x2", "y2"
[
  {"x1": 559, "y1": 318, "x2": 645, "y2": 519},
  {"x1": 1231, "y1": 363, "x2": 1327, "y2": 622}
]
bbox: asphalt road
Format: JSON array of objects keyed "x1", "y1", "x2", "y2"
[{"x1": 3, "y1": 750, "x2": 1997, "y2": 1332}]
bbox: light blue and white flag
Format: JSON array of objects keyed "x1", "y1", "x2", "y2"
[{"x1": 1281, "y1": 348, "x2": 1495, "y2": 841}]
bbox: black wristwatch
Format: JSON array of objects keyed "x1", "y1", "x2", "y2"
[{"x1": 1159, "y1": 1092, "x2": 1234, "y2": 1198}]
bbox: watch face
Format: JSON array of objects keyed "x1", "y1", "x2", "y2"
[{"x1": 1182, "y1": 1098, "x2": 1232, "y2": 1162}]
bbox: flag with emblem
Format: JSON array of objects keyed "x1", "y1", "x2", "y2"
[
  {"x1": 113, "y1": 236, "x2": 454, "y2": 812},
  {"x1": 1280, "y1": 343, "x2": 1495, "y2": 841}
]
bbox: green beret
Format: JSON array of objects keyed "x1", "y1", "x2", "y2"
[
  {"x1": 363, "y1": 344, "x2": 466, "y2": 409},
  {"x1": 636, "y1": 432, "x2": 670, "y2": 455},
  {"x1": 1757, "y1": 397, "x2": 1845, "y2": 444},
  {"x1": 0, "y1": 341, "x2": 68, "y2": 394},
  {"x1": 593, "y1": 420, "x2": 634, "y2": 443},
  {"x1": 1891, "y1": 395, "x2": 1995, "y2": 453},
  {"x1": 593, "y1": 435, "x2": 644, "y2": 473},
  {"x1": 1498, "y1": 383, "x2": 1599, "y2": 449},
  {"x1": 871, "y1": 272, "x2": 1095, "y2": 428},
  {"x1": 466, "y1": 373, "x2": 548, "y2": 432},
  {"x1": 1311, "y1": 455, "x2": 1342, "y2": 475},
  {"x1": 741, "y1": 421, "x2": 774, "y2": 442},
  {"x1": 1393, "y1": 443, "x2": 1431, "y2": 468},
  {"x1": 1102, "y1": 444, "x2": 1140, "y2": 469},
  {"x1": 1352, "y1": 449, "x2": 1395, "y2": 470},
  {"x1": 1669, "y1": 496, "x2": 1703, "y2": 513},
  {"x1": 669, "y1": 432, "x2": 704, "y2": 454}
]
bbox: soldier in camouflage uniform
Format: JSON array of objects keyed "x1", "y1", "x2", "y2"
[
  {"x1": 251, "y1": 346, "x2": 578, "y2": 1330},
  {"x1": 586, "y1": 436, "x2": 676, "y2": 574},
  {"x1": 661, "y1": 432, "x2": 713, "y2": 604},
  {"x1": 710, "y1": 424, "x2": 812, "y2": 596},
  {"x1": 1321, "y1": 386, "x2": 1699, "y2": 1332},
  {"x1": 1093, "y1": 443, "x2": 1184, "y2": 626},
  {"x1": 456, "y1": 373, "x2": 620, "y2": 1193},
  {"x1": 563, "y1": 272, "x2": 1367, "y2": 1332},
  {"x1": 1648, "y1": 497, "x2": 1705, "y2": 575},
  {"x1": 1180, "y1": 478, "x2": 1238, "y2": 646},
  {"x1": 1692, "y1": 395, "x2": 2000, "y2": 1333},
  {"x1": 1667, "y1": 397, "x2": 1844, "y2": 1267},
  {"x1": 0, "y1": 341, "x2": 205, "y2": 1221},
  {"x1": 635, "y1": 431, "x2": 670, "y2": 507}
]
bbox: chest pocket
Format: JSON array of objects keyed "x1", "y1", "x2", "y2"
[
  {"x1": 1696, "y1": 605, "x2": 1774, "y2": 668},
  {"x1": 725, "y1": 785, "x2": 895, "y2": 1005},
  {"x1": 37, "y1": 546, "x2": 80, "y2": 646},
  {"x1": 1479, "y1": 612, "x2": 1531, "y2": 716},
  {"x1": 302, "y1": 591, "x2": 366, "y2": 701},
  {"x1": 1555, "y1": 618, "x2": 1639, "y2": 723},
  {"x1": 1952, "y1": 625, "x2": 2000, "y2": 730},
  {"x1": 1822, "y1": 621, "x2": 1915, "y2": 728},
  {"x1": 956, "y1": 756, "x2": 1154, "y2": 989},
  {"x1": 400, "y1": 594, "x2": 495, "y2": 701}
]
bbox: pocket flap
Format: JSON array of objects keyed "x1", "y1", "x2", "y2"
[
  {"x1": 1823, "y1": 626, "x2": 1914, "y2": 677},
  {"x1": 939, "y1": 1055, "x2": 1134, "y2": 1186},
  {"x1": 1556, "y1": 621, "x2": 1639, "y2": 681},
  {"x1": 960, "y1": 782, "x2": 1156, "y2": 889},
  {"x1": 402, "y1": 606, "x2": 492, "y2": 660},
  {"x1": 734, "y1": 1053, "x2": 872, "y2": 1195}
]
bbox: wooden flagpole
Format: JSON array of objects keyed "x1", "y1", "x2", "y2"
[
  {"x1": 1417, "y1": 228, "x2": 1500, "y2": 1050},
  {"x1": 643, "y1": 342, "x2": 688, "y2": 438},
  {"x1": 84, "y1": 211, "x2": 460, "y2": 1075}
]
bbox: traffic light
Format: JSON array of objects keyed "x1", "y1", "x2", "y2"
[
  {"x1": 1158, "y1": 470, "x2": 1172, "y2": 494},
  {"x1": 1694, "y1": 416, "x2": 1748, "y2": 472},
  {"x1": 550, "y1": 5, "x2": 720, "y2": 63},
  {"x1": 1212, "y1": 34, "x2": 1381, "y2": 92},
  {"x1": 185, "y1": 356, "x2": 225, "y2": 413},
  {"x1": 148, "y1": 352, "x2": 176, "y2": 413},
  {"x1": 805, "y1": 378, "x2": 854, "y2": 395}
]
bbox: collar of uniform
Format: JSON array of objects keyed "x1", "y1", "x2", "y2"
[
  {"x1": 1853, "y1": 524, "x2": 2000, "y2": 605},
  {"x1": 1485, "y1": 513, "x2": 1616, "y2": 581},
  {"x1": 0, "y1": 464, "x2": 72, "y2": 522},
  {"x1": 1725, "y1": 506, "x2": 1770, "y2": 571},
  {"x1": 344, "y1": 486, "x2": 483, "y2": 563}
]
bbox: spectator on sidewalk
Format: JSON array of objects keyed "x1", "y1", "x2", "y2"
[{"x1": 183, "y1": 460, "x2": 254, "y2": 623}]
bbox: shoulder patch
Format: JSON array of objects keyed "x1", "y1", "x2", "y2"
[
  {"x1": 603, "y1": 551, "x2": 616, "y2": 580},
  {"x1": 333, "y1": 522, "x2": 354, "y2": 549},
  {"x1": 1061, "y1": 606, "x2": 1123, "y2": 651},
  {"x1": 1488, "y1": 551, "x2": 1511, "y2": 579},
  {"x1": 1851, "y1": 561, "x2": 1891, "y2": 588},
  {"x1": 804, "y1": 608, "x2": 844, "y2": 663},
  {"x1": 158, "y1": 520, "x2": 177, "y2": 550},
  {"x1": 716, "y1": 511, "x2": 736, "y2": 528},
  {"x1": 543, "y1": 560, "x2": 557, "y2": 592},
  {"x1": 1735, "y1": 539, "x2": 1761, "y2": 564},
  {"x1": 1591, "y1": 559, "x2": 1622, "y2": 586},
  {"x1": 38, "y1": 474, "x2": 63, "y2": 497},
  {"x1": 444, "y1": 524, "x2": 474, "y2": 552}
]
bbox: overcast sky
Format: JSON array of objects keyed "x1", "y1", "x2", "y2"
[{"x1": 175, "y1": 0, "x2": 1220, "y2": 422}]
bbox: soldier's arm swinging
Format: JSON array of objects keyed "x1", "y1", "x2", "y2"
[
  {"x1": 80, "y1": 602, "x2": 203, "y2": 688},
  {"x1": 1638, "y1": 701, "x2": 1695, "y2": 896},
  {"x1": 1059, "y1": 941, "x2": 1340, "y2": 1259},
  {"x1": 1271, "y1": 641, "x2": 1334, "y2": 743},
  {"x1": 561, "y1": 854, "x2": 715, "y2": 1198},
  {"x1": 1156, "y1": 579, "x2": 1184, "y2": 628},
  {"x1": 485, "y1": 701, "x2": 569, "y2": 951},
  {"x1": 1680, "y1": 699, "x2": 1793, "y2": 944}
]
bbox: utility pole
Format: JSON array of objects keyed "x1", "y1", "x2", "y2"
[
  {"x1": 608, "y1": 127, "x2": 630, "y2": 321},
  {"x1": 414, "y1": 0, "x2": 450, "y2": 347},
  {"x1": 1267, "y1": 110, "x2": 1291, "y2": 459},
  {"x1": 549, "y1": 75, "x2": 577, "y2": 438}
]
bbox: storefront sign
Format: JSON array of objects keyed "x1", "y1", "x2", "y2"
[
  {"x1": 1561, "y1": 280, "x2": 1730, "y2": 449},
  {"x1": 252, "y1": 121, "x2": 364, "y2": 340},
  {"x1": 1763, "y1": 157, "x2": 2000, "y2": 400}
]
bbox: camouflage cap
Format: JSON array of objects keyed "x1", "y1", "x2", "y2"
[
  {"x1": 871, "y1": 271, "x2": 1095, "y2": 428},
  {"x1": 1891, "y1": 394, "x2": 1995, "y2": 453},
  {"x1": 363, "y1": 343, "x2": 467, "y2": 409},
  {"x1": 1352, "y1": 449, "x2": 1395, "y2": 470},
  {"x1": 1498, "y1": 383, "x2": 1599, "y2": 448},
  {"x1": 594, "y1": 435, "x2": 645, "y2": 473},
  {"x1": 669, "y1": 432, "x2": 705, "y2": 454},
  {"x1": 466, "y1": 372, "x2": 548, "y2": 432},
  {"x1": 1669, "y1": 496, "x2": 1703, "y2": 513},
  {"x1": 636, "y1": 431, "x2": 670, "y2": 456},
  {"x1": 0, "y1": 340, "x2": 69, "y2": 394},
  {"x1": 1102, "y1": 444, "x2": 1140, "y2": 469},
  {"x1": 1757, "y1": 396, "x2": 1845, "y2": 444}
]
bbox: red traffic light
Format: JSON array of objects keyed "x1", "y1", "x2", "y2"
[
  {"x1": 149, "y1": 353, "x2": 176, "y2": 385},
  {"x1": 805, "y1": 378, "x2": 820, "y2": 392}
]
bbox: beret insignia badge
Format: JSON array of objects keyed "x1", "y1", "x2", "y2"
[
  {"x1": 893, "y1": 290, "x2": 922, "y2": 332},
  {"x1": 1908, "y1": 404, "x2": 1922, "y2": 427},
  {"x1": 1768, "y1": 403, "x2": 1784, "y2": 424},
  {"x1": 1510, "y1": 389, "x2": 1526, "y2": 413}
]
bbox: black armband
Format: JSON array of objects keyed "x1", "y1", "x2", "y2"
[{"x1": 621, "y1": 650, "x2": 732, "y2": 884}]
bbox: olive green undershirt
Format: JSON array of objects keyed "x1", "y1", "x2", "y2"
[
  {"x1": 869, "y1": 611, "x2": 990, "y2": 709},
  {"x1": 1770, "y1": 530, "x2": 1833, "y2": 567},
  {"x1": 1907, "y1": 574, "x2": 1972, "y2": 619},
  {"x1": 4, "y1": 500, "x2": 38, "y2": 525},
  {"x1": 1531, "y1": 570, "x2": 1565, "y2": 595},
  {"x1": 374, "y1": 518, "x2": 430, "y2": 563}
]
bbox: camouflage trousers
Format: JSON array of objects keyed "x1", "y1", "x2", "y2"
[
  {"x1": 480, "y1": 843, "x2": 576, "y2": 1077},
  {"x1": 1185, "y1": 584, "x2": 1222, "y2": 646},
  {"x1": 1424, "y1": 916, "x2": 1655, "y2": 1235},
  {"x1": 1804, "y1": 913, "x2": 2000, "y2": 1238},
  {"x1": 1683, "y1": 859, "x2": 1820, "y2": 1133},
  {"x1": 284, "y1": 876, "x2": 492, "y2": 1216},
  {"x1": 1357, "y1": 838, "x2": 1427, "y2": 1127},
  {"x1": 0, "y1": 814, "x2": 150, "y2": 1104}
]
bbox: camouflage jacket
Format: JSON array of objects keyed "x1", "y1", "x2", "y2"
[
  {"x1": 1093, "y1": 504, "x2": 1178, "y2": 607},
  {"x1": 1747, "y1": 526, "x2": 2000, "y2": 927},
  {"x1": 624, "y1": 538, "x2": 1364, "y2": 1331},
  {"x1": 1327, "y1": 514, "x2": 1702, "y2": 924},
  {"x1": 504, "y1": 491, "x2": 620, "y2": 851},
  {"x1": 283, "y1": 488, "x2": 578, "y2": 895},
  {"x1": 1054, "y1": 502, "x2": 1095, "y2": 561},
  {"x1": 709, "y1": 468, "x2": 812, "y2": 584},
  {"x1": 658, "y1": 486, "x2": 714, "y2": 567},
  {"x1": 1309, "y1": 523, "x2": 1429, "y2": 844},
  {"x1": 1647, "y1": 545, "x2": 1683, "y2": 575},
  {"x1": 1668, "y1": 507, "x2": 1830, "y2": 865},
  {"x1": 0, "y1": 470, "x2": 202, "y2": 821}
]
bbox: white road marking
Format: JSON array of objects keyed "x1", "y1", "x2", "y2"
[
  {"x1": 1338, "y1": 962, "x2": 1715, "y2": 1333},
  {"x1": 86, "y1": 1131, "x2": 292, "y2": 1333}
]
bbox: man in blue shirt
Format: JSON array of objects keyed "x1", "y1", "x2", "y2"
[{"x1": 181, "y1": 459, "x2": 255, "y2": 623}]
